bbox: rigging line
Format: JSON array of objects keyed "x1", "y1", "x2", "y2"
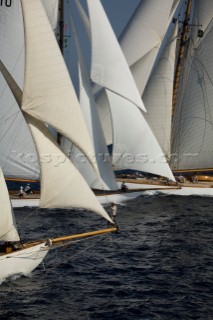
[
  {"x1": 47, "y1": 232, "x2": 111, "y2": 271},
  {"x1": 16, "y1": 208, "x2": 39, "y2": 229}
]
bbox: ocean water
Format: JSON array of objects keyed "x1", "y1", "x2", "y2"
[{"x1": 0, "y1": 195, "x2": 212, "y2": 320}]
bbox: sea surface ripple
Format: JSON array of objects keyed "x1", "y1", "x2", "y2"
[{"x1": 0, "y1": 195, "x2": 213, "y2": 320}]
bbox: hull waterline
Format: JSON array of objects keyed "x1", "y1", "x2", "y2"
[{"x1": 0, "y1": 243, "x2": 49, "y2": 281}]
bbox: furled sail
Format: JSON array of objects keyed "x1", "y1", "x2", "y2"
[
  {"x1": 87, "y1": 0, "x2": 146, "y2": 112},
  {"x1": 0, "y1": 166, "x2": 20, "y2": 242},
  {"x1": 143, "y1": 23, "x2": 178, "y2": 157},
  {"x1": 62, "y1": 13, "x2": 117, "y2": 190},
  {"x1": 171, "y1": 0, "x2": 213, "y2": 170},
  {"x1": 120, "y1": 0, "x2": 180, "y2": 95},
  {"x1": 21, "y1": 0, "x2": 99, "y2": 174}
]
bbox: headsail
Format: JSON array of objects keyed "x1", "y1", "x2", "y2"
[
  {"x1": 0, "y1": 166, "x2": 20, "y2": 242},
  {"x1": 21, "y1": 0, "x2": 99, "y2": 174},
  {"x1": 120, "y1": 0, "x2": 180, "y2": 95},
  {"x1": 62, "y1": 12, "x2": 117, "y2": 190},
  {"x1": 87, "y1": 0, "x2": 146, "y2": 112},
  {"x1": 143, "y1": 23, "x2": 178, "y2": 156}
]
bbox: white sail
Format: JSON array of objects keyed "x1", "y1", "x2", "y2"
[
  {"x1": 172, "y1": 0, "x2": 213, "y2": 170},
  {"x1": 62, "y1": 13, "x2": 117, "y2": 191},
  {"x1": 143, "y1": 24, "x2": 178, "y2": 156},
  {"x1": 0, "y1": 0, "x2": 59, "y2": 180},
  {"x1": 21, "y1": 0, "x2": 99, "y2": 174},
  {"x1": 87, "y1": 0, "x2": 146, "y2": 112},
  {"x1": 120, "y1": 0, "x2": 179, "y2": 95},
  {"x1": 0, "y1": 166, "x2": 20, "y2": 242},
  {"x1": 104, "y1": 90, "x2": 175, "y2": 181},
  {"x1": 42, "y1": 0, "x2": 59, "y2": 31},
  {"x1": 0, "y1": 1, "x2": 39, "y2": 179},
  {"x1": 25, "y1": 114, "x2": 112, "y2": 222}
]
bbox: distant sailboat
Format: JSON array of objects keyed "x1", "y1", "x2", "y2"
[
  {"x1": 0, "y1": 0, "x2": 116, "y2": 281},
  {"x1": 76, "y1": 0, "x2": 176, "y2": 182},
  {"x1": 121, "y1": 0, "x2": 213, "y2": 196}
]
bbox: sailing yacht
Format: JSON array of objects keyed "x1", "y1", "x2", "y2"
[
  {"x1": 120, "y1": 0, "x2": 213, "y2": 196},
  {"x1": 74, "y1": 0, "x2": 177, "y2": 190},
  {"x1": 0, "y1": 0, "x2": 116, "y2": 281}
]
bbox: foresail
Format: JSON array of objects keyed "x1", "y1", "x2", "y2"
[
  {"x1": 143, "y1": 23, "x2": 178, "y2": 157},
  {"x1": 87, "y1": 0, "x2": 146, "y2": 111},
  {"x1": 65, "y1": 12, "x2": 117, "y2": 191},
  {"x1": 105, "y1": 90, "x2": 175, "y2": 181},
  {"x1": 171, "y1": 1, "x2": 213, "y2": 170},
  {"x1": 25, "y1": 114, "x2": 112, "y2": 223},
  {"x1": 120, "y1": 0, "x2": 180, "y2": 95},
  {"x1": 0, "y1": 166, "x2": 20, "y2": 242},
  {"x1": 21, "y1": 0, "x2": 98, "y2": 174}
]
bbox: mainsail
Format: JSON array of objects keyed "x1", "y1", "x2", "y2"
[{"x1": 171, "y1": 0, "x2": 213, "y2": 171}]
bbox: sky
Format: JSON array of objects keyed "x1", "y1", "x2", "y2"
[{"x1": 101, "y1": 0, "x2": 141, "y2": 36}]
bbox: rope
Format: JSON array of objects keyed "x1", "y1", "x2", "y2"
[{"x1": 46, "y1": 232, "x2": 112, "y2": 271}]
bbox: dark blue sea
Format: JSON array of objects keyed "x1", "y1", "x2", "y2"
[{"x1": 0, "y1": 195, "x2": 213, "y2": 320}]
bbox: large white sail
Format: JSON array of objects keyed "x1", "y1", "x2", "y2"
[
  {"x1": 143, "y1": 24, "x2": 178, "y2": 156},
  {"x1": 61, "y1": 13, "x2": 117, "y2": 190},
  {"x1": 25, "y1": 115, "x2": 111, "y2": 221},
  {"x1": 87, "y1": 0, "x2": 146, "y2": 112},
  {"x1": 120, "y1": 0, "x2": 179, "y2": 95},
  {"x1": 0, "y1": 166, "x2": 20, "y2": 242},
  {"x1": 21, "y1": 0, "x2": 99, "y2": 174},
  {"x1": 172, "y1": 0, "x2": 213, "y2": 170},
  {"x1": 104, "y1": 90, "x2": 175, "y2": 181},
  {"x1": 0, "y1": 1, "x2": 39, "y2": 179},
  {"x1": 0, "y1": 0, "x2": 59, "y2": 180}
]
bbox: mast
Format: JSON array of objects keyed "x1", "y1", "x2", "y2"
[
  {"x1": 57, "y1": 0, "x2": 64, "y2": 144},
  {"x1": 172, "y1": 0, "x2": 192, "y2": 112}
]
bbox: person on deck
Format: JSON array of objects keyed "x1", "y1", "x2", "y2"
[
  {"x1": 18, "y1": 186, "x2": 24, "y2": 198},
  {"x1": 121, "y1": 182, "x2": 128, "y2": 192},
  {"x1": 24, "y1": 183, "x2": 31, "y2": 194}
]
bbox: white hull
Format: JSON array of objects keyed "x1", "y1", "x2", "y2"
[
  {"x1": 146, "y1": 186, "x2": 213, "y2": 197},
  {"x1": 10, "y1": 184, "x2": 177, "y2": 208},
  {"x1": 0, "y1": 243, "x2": 49, "y2": 281}
]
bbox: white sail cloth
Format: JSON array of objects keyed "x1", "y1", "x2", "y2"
[
  {"x1": 0, "y1": 0, "x2": 59, "y2": 179},
  {"x1": 87, "y1": 0, "x2": 146, "y2": 112},
  {"x1": 62, "y1": 11, "x2": 117, "y2": 191},
  {"x1": 172, "y1": 0, "x2": 213, "y2": 170},
  {"x1": 0, "y1": 166, "x2": 20, "y2": 242},
  {"x1": 19, "y1": 0, "x2": 112, "y2": 221},
  {"x1": 143, "y1": 24, "x2": 178, "y2": 156},
  {"x1": 120, "y1": 0, "x2": 179, "y2": 95},
  {"x1": 104, "y1": 91, "x2": 175, "y2": 181}
]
